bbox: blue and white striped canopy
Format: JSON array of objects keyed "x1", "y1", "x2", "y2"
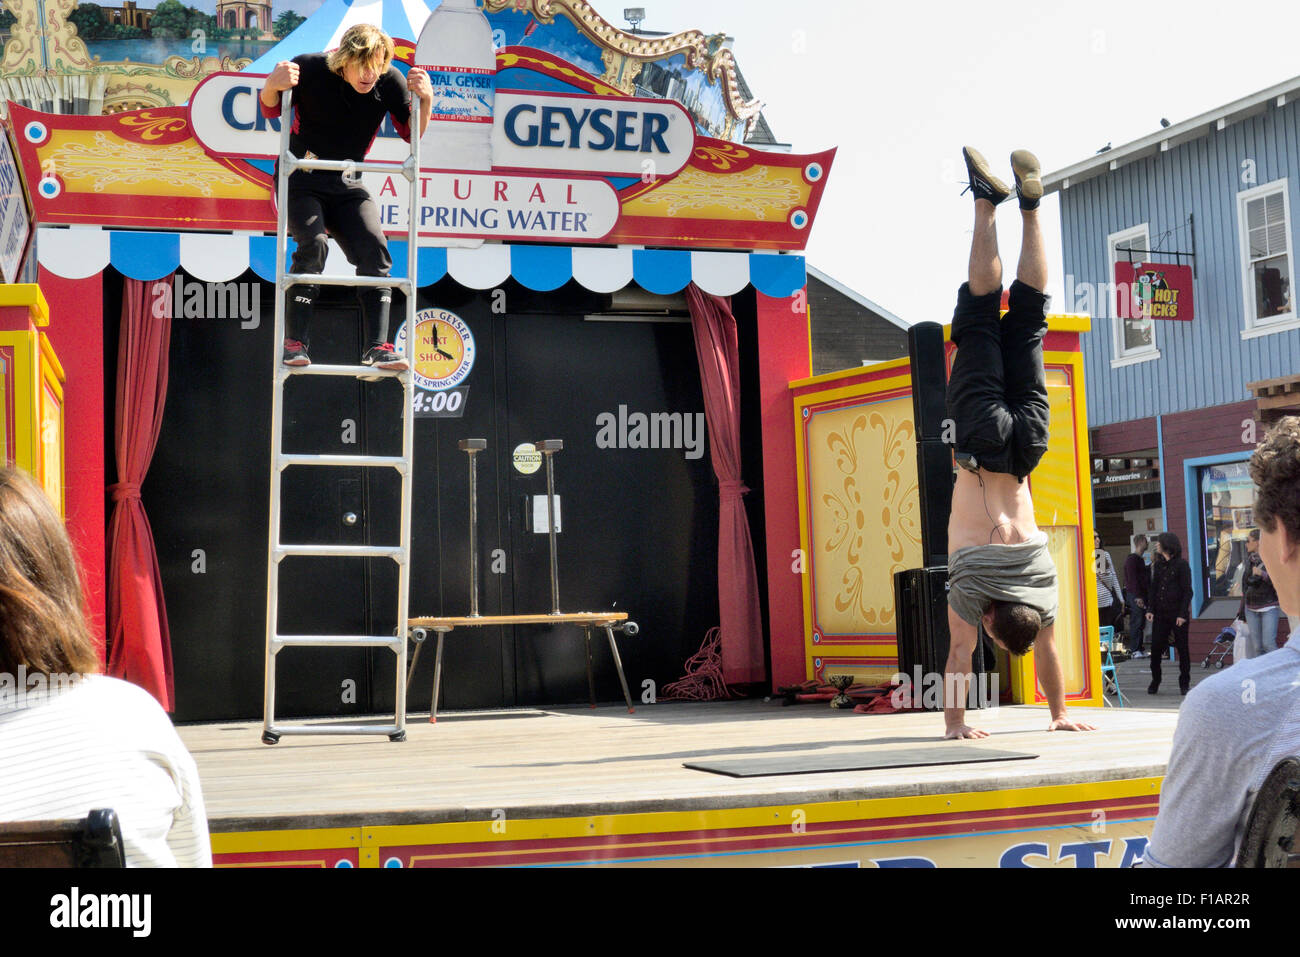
[
  {"x1": 36, "y1": 227, "x2": 808, "y2": 298},
  {"x1": 246, "y1": 0, "x2": 438, "y2": 74}
]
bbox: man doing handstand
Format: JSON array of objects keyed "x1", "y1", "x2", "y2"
[{"x1": 941, "y1": 146, "x2": 1096, "y2": 740}]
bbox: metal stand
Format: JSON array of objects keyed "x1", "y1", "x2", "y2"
[
  {"x1": 262, "y1": 90, "x2": 420, "y2": 745},
  {"x1": 406, "y1": 437, "x2": 640, "y2": 721},
  {"x1": 460, "y1": 438, "x2": 486, "y2": 617},
  {"x1": 536, "y1": 439, "x2": 563, "y2": 614}
]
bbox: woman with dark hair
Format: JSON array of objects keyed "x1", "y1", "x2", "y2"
[
  {"x1": 1145, "y1": 531, "x2": 1194, "y2": 695},
  {"x1": 1241, "y1": 527, "x2": 1280, "y2": 654},
  {"x1": 1094, "y1": 531, "x2": 1123, "y2": 629},
  {"x1": 0, "y1": 468, "x2": 210, "y2": 866}
]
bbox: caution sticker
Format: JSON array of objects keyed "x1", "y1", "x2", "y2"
[{"x1": 512, "y1": 442, "x2": 542, "y2": 475}]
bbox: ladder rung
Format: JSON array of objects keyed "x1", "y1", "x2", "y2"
[
  {"x1": 283, "y1": 273, "x2": 414, "y2": 292},
  {"x1": 266, "y1": 724, "x2": 403, "y2": 737},
  {"x1": 285, "y1": 156, "x2": 414, "y2": 178},
  {"x1": 272, "y1": 634, "x2": 405, "y2": 651},
  {"x1": 282, "y1": 364, "x2": 409, "y2": 380},
  {"x1": 279, "y1": 453, "x2": 408, "y2": 472},
  {"x1": 274, "y1": 544, "x2": 406, "y2": 562}
]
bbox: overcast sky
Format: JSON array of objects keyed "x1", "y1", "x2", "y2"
[{"x1": 621, "y1": 0, "x2": 1300, "y2": 325}]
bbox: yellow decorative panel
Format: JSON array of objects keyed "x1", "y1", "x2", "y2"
[
  {"x1": 1029, "y1": 368, "x2": 1081, "y2": 527},
  {"x1": 793, "y1": 328, "x2": 1102, "y2": 706},
  {"x1": 1037, "y1": 526, "x2": 1087, "y2": 698},
  {"x1": 38, "y1": 131, "x2": 264, "y2": 200},
  {"x1": 622, "y1": 165, "x2": 809, "y2": 222},
  {"x1": 806, "y1": 395, "x2": 921, "y2": 638},
  {"x1": 0, "y1": 330, "x2": 66, "y2": 517}
]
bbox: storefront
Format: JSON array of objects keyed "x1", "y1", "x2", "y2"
[{"x1": 1046, "y1": 77, "x2": 1300, "y2": 656}]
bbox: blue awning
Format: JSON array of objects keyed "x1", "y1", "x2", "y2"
[{"x1": 37, "y1": 227, "x2": 807, "y2": 298}]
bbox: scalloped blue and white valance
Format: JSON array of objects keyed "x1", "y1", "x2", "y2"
[{"x1": 36, "y1": 227, "x2": 807, "y2": 298}]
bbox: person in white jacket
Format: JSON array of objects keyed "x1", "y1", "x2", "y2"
[
  {"x1": 0, "y1": 468, "x2": 211, "y2": 867},
  {"x1": 1094, "y1": 531, "x2": 1123, "y2": 630}
]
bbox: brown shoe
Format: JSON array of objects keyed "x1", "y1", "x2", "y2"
[{"x1": 1010, "y1": 149, "x2": 1042, "y2": 210}]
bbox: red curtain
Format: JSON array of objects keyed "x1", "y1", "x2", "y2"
[
  {"x1": 685, "y1": 284, "x2": 765, "y2": 685},
  {"x1": 106, "y1": 277, "x2": 174, "y2": 710}
]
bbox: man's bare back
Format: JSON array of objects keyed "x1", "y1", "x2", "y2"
[{"x1": 947, "y1": 469, "x2": 1040, "y2": 555}]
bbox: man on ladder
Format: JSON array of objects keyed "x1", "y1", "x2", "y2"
[
  {"x1": 259, "y1": 23, "x2": 433, "y2": 370},
  {"x1": 260, "y1": 24, "x2": 428, "y2": 744}
]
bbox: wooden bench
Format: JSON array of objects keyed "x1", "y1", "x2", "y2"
[
  {"x1": 0, "y1": 809, "x2": 126, "y2": 868},
  {"x1": 407, "y1": 612, "x2": 635, "y2": 722}
]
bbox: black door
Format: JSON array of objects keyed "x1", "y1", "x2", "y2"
[
  {"x1": 147, "y1": 275, "x2": 725, "y2": 720},
  {"x1": 499, "y1": 302, "x2": 719, "y2": 706}
]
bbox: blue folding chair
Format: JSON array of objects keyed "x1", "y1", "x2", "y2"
[{"x1": 1099, "y1": 625, "x2": 1125, "y2": 707}]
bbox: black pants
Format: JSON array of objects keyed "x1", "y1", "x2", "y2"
[
  {"x1": 283, "y1": 170, "x2": 393, "y2": 349},
  {"x1": 946, "y1": 280, "x2": 1051, "y2": 480},
  {"x1": 1126, "y1": 594, "x2": 1147, "y2": 651},
  {"x1": 1149, "y1": 615, "x2": 1190, "y2": 691}
]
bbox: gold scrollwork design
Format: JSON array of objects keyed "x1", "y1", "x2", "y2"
[
  {"x1": 117, "y1": 111, "x2": 189, "y2": 140},
  {"x1": 693, "y1": 143, "x2": 751, "y2": 172},
  {"x1": 813, "y1": 406, "x2": 922, "y2": 629}
]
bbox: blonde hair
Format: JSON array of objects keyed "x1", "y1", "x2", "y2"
[
  {"x1": 0, "y1": 468, "x2": 99, "y2": 676},
  {"x1": 327, "y1": 24, "x2": 395, "y2": 76}
]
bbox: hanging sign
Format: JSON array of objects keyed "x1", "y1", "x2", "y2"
[{"x1": 1114, "y1": 261, "x2": 1194, "y2": 322}]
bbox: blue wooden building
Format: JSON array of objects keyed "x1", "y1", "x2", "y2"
[{"x1": 1045, "y1": 75, "x2": 1300, "y2": 656}]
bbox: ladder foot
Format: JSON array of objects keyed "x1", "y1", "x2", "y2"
[
  {"x1": 388, "y1": 731, "x2": 407, "y2": 742},
  {"x1": 261, "y1": 731, "x2": 281, "y2": 746}
]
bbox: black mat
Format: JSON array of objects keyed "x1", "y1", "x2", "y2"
[{"x1": 683, "y1": 746, "x2": 1038, "y2": 778}]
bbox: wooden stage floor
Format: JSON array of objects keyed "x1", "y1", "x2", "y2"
[{"x1": 182, "y1": 701, "x2": 1178, "y2": 852}]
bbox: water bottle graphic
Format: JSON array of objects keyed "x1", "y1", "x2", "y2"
[{"x1": 415, "y1": 0, "x2": 496, "y2": 172}]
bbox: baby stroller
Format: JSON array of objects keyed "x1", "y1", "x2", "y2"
[{"x1": 1201, "y1": 625, "x2": 1235, "y2": 669}]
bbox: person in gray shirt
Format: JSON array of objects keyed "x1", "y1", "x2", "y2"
[
  {"x1": 1143, "y1": 416, "x2": 1300, "y2": 867},
  {"x1": 940, "y1": 146, "x2": 1095, "y2": 740}
]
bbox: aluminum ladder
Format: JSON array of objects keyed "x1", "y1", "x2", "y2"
[{"x1": 262, "y1": 89, "x2": 419, "y2": 744}]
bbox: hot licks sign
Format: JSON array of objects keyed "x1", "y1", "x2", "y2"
[{"x1": 1114, "y1": 261, "x2": 1195, "y2": 322}]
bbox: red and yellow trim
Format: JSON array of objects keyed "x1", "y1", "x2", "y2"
[{"x1": 210, "y1": 776, "x2": 1161, "y2": 868}]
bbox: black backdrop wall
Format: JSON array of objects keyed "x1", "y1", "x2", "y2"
[{"x1": 120, "y1": 272, "x2": 768, "y2": 722}]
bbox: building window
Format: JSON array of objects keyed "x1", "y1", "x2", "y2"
[
  {"x1": 1107, "y1": 224, "x2": 1159, "y2": 365},
  {"x1": 1237, "y1": 179, "x2": 1296, "y2": 334},
  {"x1": 1196, "y1": 460, "x2": 1257, "y2": 606}
]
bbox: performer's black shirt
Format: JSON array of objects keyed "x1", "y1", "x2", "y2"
[{"x1": 260, "y1": 53, "x2": 412, "y2": 163}]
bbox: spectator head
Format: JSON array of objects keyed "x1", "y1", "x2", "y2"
[
  {"x1": 1155, "y1": 532, "x2": 1182, "y2": 561},
  {"x1": 1249, "y1": 416, "x2": 1300, "y2": 615},
  {"x1": 1247, "y1": 527, "x2": 1260, "y2": 552},
  {"x1": 0, "y1": 468, "x2": 99, "y2": 677},
  {"x1": 982, "y1": 600, "x2": 1041, "y2": 656},
  {"x1": 1133, "y1": 534, "x2": 1148, "y2": 552}
]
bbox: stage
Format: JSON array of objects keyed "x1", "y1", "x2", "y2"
[{"x1": 182, "y1": 700, "x2": 1177, "y2": 867}]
